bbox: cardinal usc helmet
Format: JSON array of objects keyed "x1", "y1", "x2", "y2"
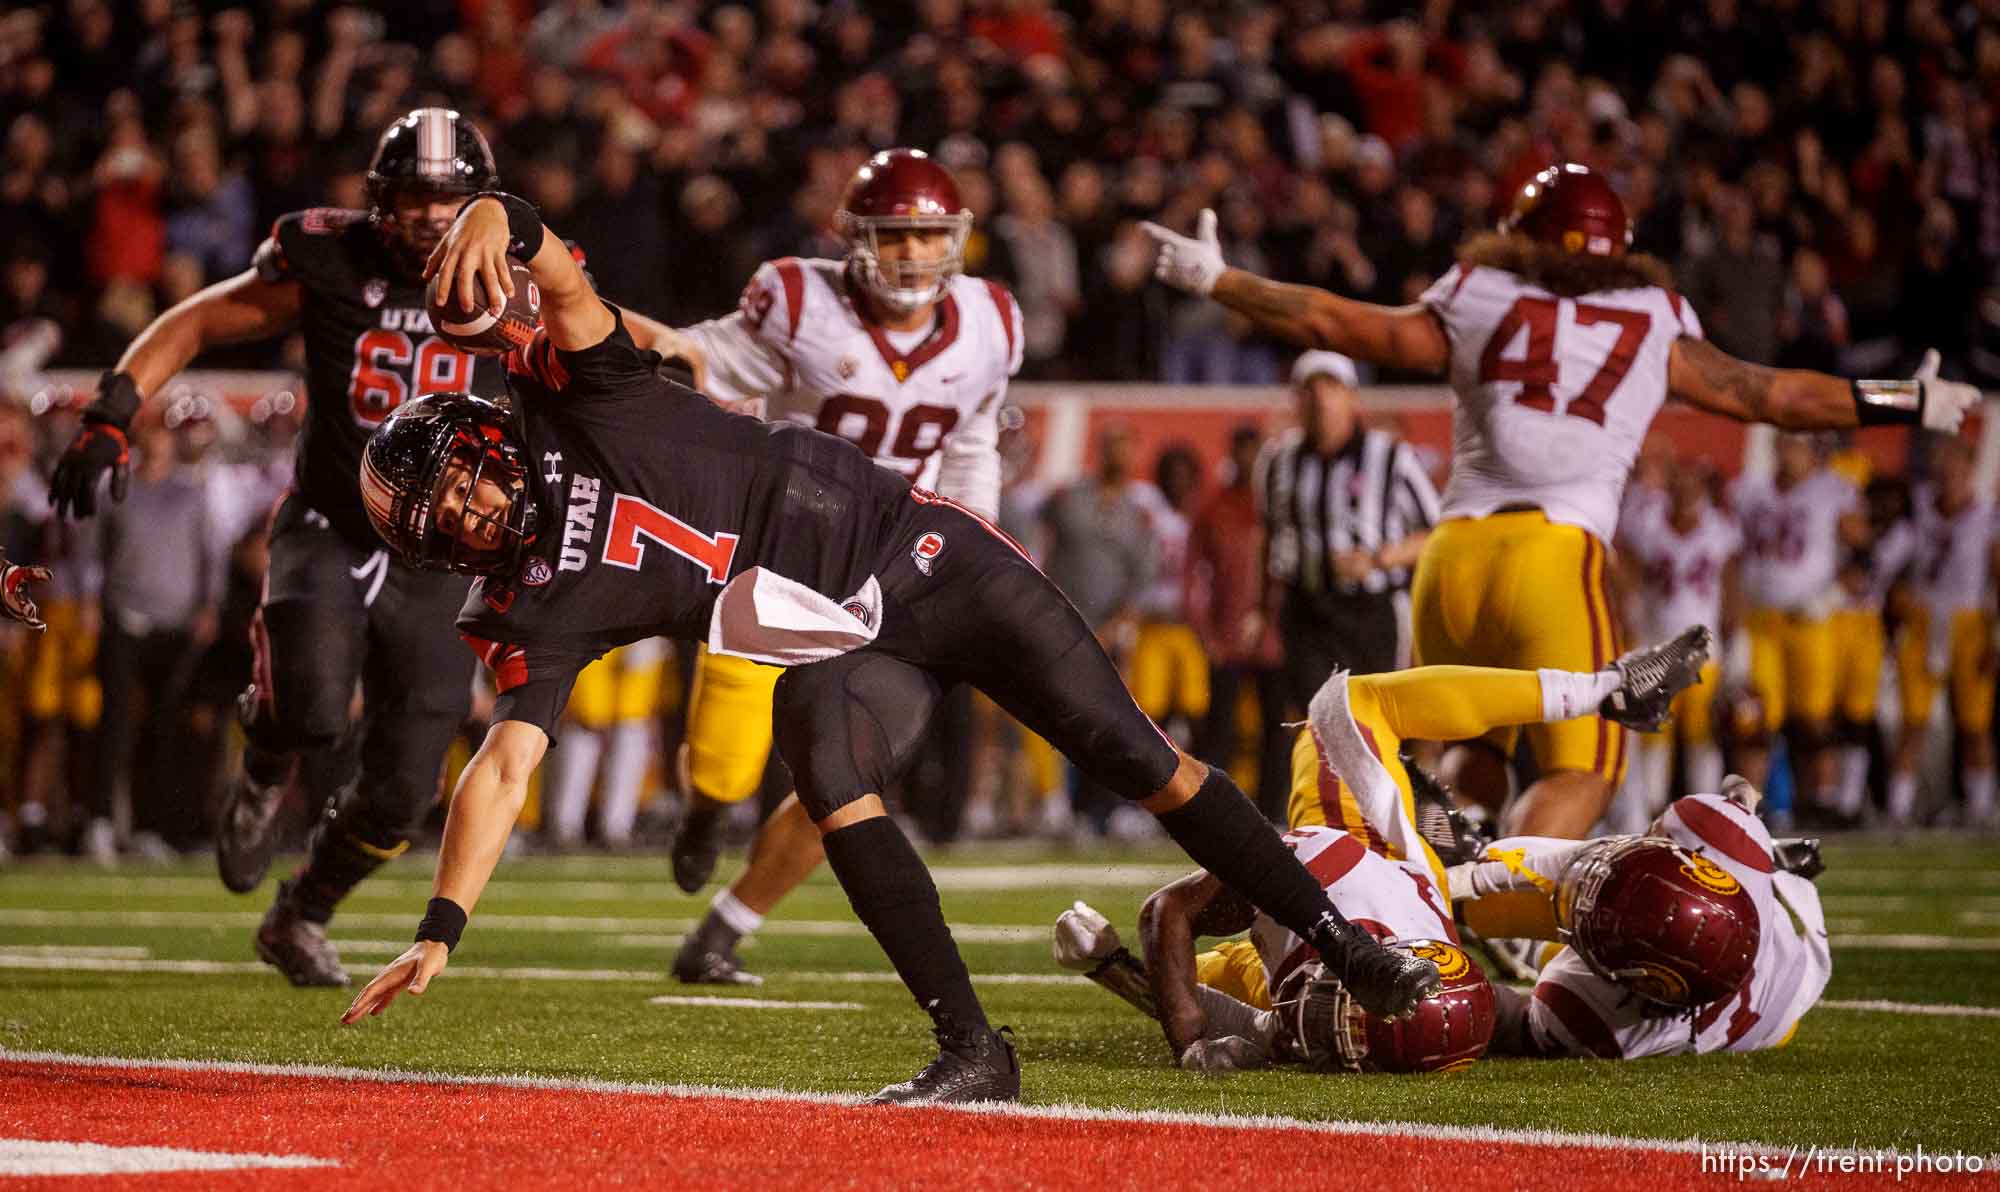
[
  {"x1": 1556, "y1": 836, "x2": 1759, "y2": 1007},
  {"x1": 360, "y1": 392, "x2": 537, "y2": 576},
  {"x1": 1273, "y1": 941, "x2": 1496, "y2": 1074},
  {"x1": 838, "y1": 148, "x2": 972, "y2": 316},
  {"x1": 366, "y1": 108, "x2": 500, "y2": 267},
  {"x1": 1501, "y1": 162, "x2": 1631, "y2": 257}
]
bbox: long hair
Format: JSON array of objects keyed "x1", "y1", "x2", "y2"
[{"x1": 1456, "y1": 232, "x2": 1675, "y2": 296}]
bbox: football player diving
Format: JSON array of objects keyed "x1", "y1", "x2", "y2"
[
  {"x1": 1142, "y1": 163, "x2": 1980, "y2": 842},
  {"x1": 47, "y1": 110, "x2": 516, "y2": 988},
  {"x1": 1054, "y1": 631, "x2": 1710, "y2": 1074},
  {"x1": 338, "y1": 189, "x2": 1444, "y2": 1104}
]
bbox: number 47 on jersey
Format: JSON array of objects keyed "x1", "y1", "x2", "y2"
[{"x1": 1478, "y1": 296, "x2": 1652, "y2": 426}]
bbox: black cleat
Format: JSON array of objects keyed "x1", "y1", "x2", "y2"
[
  {"x1": 1315, "y1": 917, "x2": 1442, "y2": 1020},
  {"x1": 671, "y1": 804, "x2": 726, "y2": 894},
  {"x1": 868, "y1": 1022, "x2": 1020, "y2": 1106},
  {"x1": 1771, "y1": 837, "x2": 1825, "y2": 880},
  {"x1": 672, "y1": 936, "x2": 763, "y2": 986},
  {"x1": 1601, "y1": 625, "x2": 1714, "y2": 732},
  {"x1": 216, "y1": 772, "x2": 288, "y2": 894},
  {"x1": 254, "y1": 881, "x2": 349, "y2": 988}
]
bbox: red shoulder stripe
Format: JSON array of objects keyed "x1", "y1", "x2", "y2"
[
  {"x1": 984, "y1": 280, "x2": 1018, "y2": 360},
  {"x1": 774, "y1": 258, "x2": 806, "y2": 346},
  {"x1": 1445, "y1": 261, "x2": 1474, "y2": 304},
  {"x1": 1301, "y1": 829, "x2": 1367, "y2": 888},
  {"x1": 1534, "y1": 980, "x2": 1624, "y2": 1058},
  {"x1": 1666, "y1": 290, "x2": 1687, "y2": 332},
  {"x1": 1669, "y1": 797, "x2": 1774, "y2": 873},
  {"x1": 461, "y1": 634, "x2": 529, "y2": 692}
]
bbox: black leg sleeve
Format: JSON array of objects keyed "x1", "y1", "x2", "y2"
[
  {"x1": 822, "y1": 815, "x2": 988, "y2": 1033},
  {"x1": 1154, "y1": 765, "x2": 1357, "y2": 954}
]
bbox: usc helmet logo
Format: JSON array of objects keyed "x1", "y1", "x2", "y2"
[
  {"x1": 1409, "y1": 941, "x2": 1472, "y2": 983},
  {"x1": 1632, "y1": 962, "x2": 1693, "y2": 1005},
  {"x1": 1681, "y1": 855, "x2": 1742, "y2": 896}
]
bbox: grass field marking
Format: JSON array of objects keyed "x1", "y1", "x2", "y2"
[
  {"x1": 0, "y1": 944, "x2": 150, "y2": 959},
  {"x1": 11, "y1": 1049, "x2": 1995, "y2": 1166},
  {"x1": 1830, "y1": 933, "x2": 2000, "y2": 951},
  {"x1": 0, "y1": 954, "x2": 662, "y2": 982},
  {"x1": 0, "y1": 1138, "x2": 337, "y2": 1176},
  {"x1": 790, "y1": 969, "x2": 1091, "y2": 987},
  {"x1": 0, "y1": 907, "x2": 1053, "y2": 941},
  {"x1": 1815, "y1": 869, "x2": 2000, "y2": 888},
  {"x1": 645, "y1": 995, "x2": 866, "y2": 1011},
  {"x1": 1820, "y1": 999, "x2": 2000, "y2": 1019}
]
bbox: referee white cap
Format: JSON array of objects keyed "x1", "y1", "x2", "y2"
[{"x1": 1291, "y1": 350, "x2": 1358, "y2": 388}]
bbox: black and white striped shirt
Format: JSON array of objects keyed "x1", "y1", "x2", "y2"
[{"x1": 1256, "y1": 428, "x2": 1441, "y2": 597}]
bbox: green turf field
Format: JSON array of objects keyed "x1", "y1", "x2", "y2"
[{"x1": 3, "y1": 836, "x2": 1997, "y2": 1153}]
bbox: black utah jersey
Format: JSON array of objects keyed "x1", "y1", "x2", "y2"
[
  {"x1": 253, "y1": 208, "x2": 505, "y2": 549},
  {"x1": 458, "y1": 307, "x2": 912, "y2": 734}
]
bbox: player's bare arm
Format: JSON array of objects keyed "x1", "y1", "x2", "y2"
[
  {"x1": 619, "y1": 308, "x2": 709, "y2": 390},
  {"x1": 1140, "y1": 208, "x2": 1450, "y2": 374},
  {"x1": 1669, "y1": 339, "x2": 1980, "y2": 434},
  {"x1": 426, "y1": 194, "x2": 614, "y2": 352},
  {"x1": 1136, "y1": 871, "x2": 1255, "y2": 1055},
  {"x1": 341, "y1": 718, "x2": 548, "y2": 1025}
]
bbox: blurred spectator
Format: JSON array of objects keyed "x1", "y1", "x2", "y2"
[{"x1": 1129, "y1": 444, "x2": 1207, "y2": 744}]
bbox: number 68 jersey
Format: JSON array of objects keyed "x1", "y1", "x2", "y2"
[
  {"x1": 682, "y1": 257, "x2": 1023, "y2": 520},
  {"x1": 1421, "y1": 264, "x2": 1702, "y2": 544}
]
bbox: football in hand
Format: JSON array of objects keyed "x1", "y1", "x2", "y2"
[{"x1": 427, "y1": 260, "x2": 540, "y2": 356}]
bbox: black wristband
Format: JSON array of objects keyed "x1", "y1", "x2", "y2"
[
  {"x1": 88, "y1": 371, "x2": 142, "y2": 432},
  {"x1": 1851, "y1": 378, "x2": 1923, "y2": 426},
  {"x1": 415, "y1": 896, "x2": 468, "y2": 952},
  {"x1": 467, "y1": 191, "x2": 546, "y2": 261}
]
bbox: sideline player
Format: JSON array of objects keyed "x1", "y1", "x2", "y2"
[
  {"x1": 1052, "y1": 632, "x2": 1708, "y2": 1071},
  {"x1": 1733, "y1": 432, "x2": 1870, "y2": 810},
  {"x1": 338, "y1": 190, "x2": 1444, "y2": 1103},
  {"x1": 1446, "y1": 778, "x2": 1831, "y2": 1059},
  {"x1": 48, "y1": 110, "x2": 502, "y2": 987},
  {"x1": 1141, "y1": 163, "x2": 1979, "y2": 838},
  {"x1": 1615, "y1": 458, "x2": 1741, "y2": 829},
  {"x1": 664, "y1": 148, "x2": 1021, "y2": 982},
  {"x1": 1888, "y1": 438, "x2": 1998, "y2": 826}
]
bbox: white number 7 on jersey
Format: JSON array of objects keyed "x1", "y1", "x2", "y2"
[{"x1": 602, "y1": 494, "x2": 739, "y2": 583}]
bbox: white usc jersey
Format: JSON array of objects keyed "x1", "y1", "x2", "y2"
[
  {"x1": 682, "y1": 258, "x2": 1024, "y2": 520},
  {"x1": 1732, "y1": 470, "x2": 1860, "y2": 613},
  {"x1": 1421, "y1": 265, "x2": 1702, "y2": 543},
  {"x1": 1131, "y1": 483, "x2": 1191, "y2": 619},
  {"x1": 1527, "y1": 794, "x2": 1831, "y2": 1060},
  {"x1": 1249, "y1": 825, "x2": 1459, "y2": 991},
  {"x1": 1621, "y1": 504, "x2": 1741, "y2": 642},
  {"x1": 1908, "y1": 490, "x2": 1999, "y2": 615}
]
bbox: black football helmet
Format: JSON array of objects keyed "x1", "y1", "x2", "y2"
[
  {"x1": 366, "y1": 108, "x2": 499, "y2": 267},
  {"x1": 360, "y1": 392, "x2": 538, "y2": 576}
]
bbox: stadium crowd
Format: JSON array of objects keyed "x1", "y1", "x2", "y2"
[{"x1": 1, "y1": 0, "x2": 1998, "y2": 861}]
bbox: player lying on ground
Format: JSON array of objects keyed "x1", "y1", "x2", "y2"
[
  {"x1": 337, "y1": 190, "x2": 1444, "y2": 1104},
  {"x1": 1447, "y1": 776, "x2": 1831, "y2": 1059},
  {"x1": 1052, "y1": 632, "x2": 1710, "y2": 1072},
  {"x1": 1142, "y1": 162, "x2": 1980, "y2": 842},
  {"x1": 0, "y1": 552, "x2": 51, "y2": 630}
]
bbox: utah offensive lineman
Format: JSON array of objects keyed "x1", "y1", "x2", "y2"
[
  {"x1": 665, "y1": 148, "x2": 1022, "y2": 983},
  {"x1": 48, "y1": 110, "x2": 503, "y2": 987},
  {"x1": 339, "y1": 190, "x2": 1442, "y2": 1103},
  {"x1": 1141, "y1": 162, "x2": 1980, "y2": 839}
]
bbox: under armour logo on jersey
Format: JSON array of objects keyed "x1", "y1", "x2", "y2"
[
  {"x1": 911, "y1": 531, "x2": 945, "y2": 575},
  {"x1": 363, "y1": 279, "x2": 387, "y2": 308},
  {"x1": 543, "y1": 451, "x2": 564, "y2": 486}
]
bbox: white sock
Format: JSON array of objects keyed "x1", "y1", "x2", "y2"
[
  {"x1": 543, "y1": 727, "x2": 603, "y2": 845},
  {"x1": 1539, "y1": 668, "x2": 1622, "y2": 722},
  {"x1": 1966, "y1": 769, "x2": 1996, "y2": 822},
  {"x1": 1886, "y1": 773, "x2": 1918, "y2": 824},
  {"x1": 1836, "y1": 746, "x2": 1870, "y2": 818},
  {"x1": 596, "y1": 721, "x2": 652, "y2": 845},
  {"x1": 1686, "y1": 742, "x2": 1725, "y2": 802},
  {"x1": 712, "y1": 888, "x2": 764, "y2": 936}
]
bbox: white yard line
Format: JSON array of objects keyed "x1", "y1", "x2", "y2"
[
  {"x1": 0, "y1": 908, "x2": 1050, "y2": 942},
  {"x1": 0, "y1": 945, "x2": 150, "y2": 959},
  {"x1": 2, "y1": 1049, "x2": 1994, "y2": 1167},
  {"x1": 0, "y1": 1138, "x2": 334, "y2": 1176},
  {"x1": 1829, "y1": 933, "x2": 2000, "y2": 951},
  {"x1": 1820, "y1": 999, "x2": 2000, "y2": 1019},
  {"x1": 645, "y1": 995, "x2": 864, "y2": 1011}
]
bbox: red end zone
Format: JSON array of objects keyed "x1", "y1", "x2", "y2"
[{"x1": 1, "y1": 1057, "x2": 1989, "y2": 1190}]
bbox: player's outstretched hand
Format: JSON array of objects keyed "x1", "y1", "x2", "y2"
[
  {"x1": 341, "y1": 941, "x2": 449, "y2": 1025},
  {"x1": 48, "y1": 423, "x2": 129, "y2": 520},
  {"x1": 0, "y1": 559, "x2": 52, "y2": 630},
  {"x1": 1914, "y1": 349, "x2": 1980, "y2": 433},
  {"x1": 1053, "y1": 900, "x2": 1121, "y2": 970},
  {"x1": 1138, "y1": 208, "x2": 1225, "y2": 296},
  {"x1": 1178, "y1": 1035, "x2": 1269, "y2": 1074},
  {"x1": 426, "y1": 198, "x2": 515, "y2": 318}
]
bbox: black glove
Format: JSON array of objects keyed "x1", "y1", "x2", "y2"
[{"x1": 49, "y1": 371, "x2": 143, "y2": 519}]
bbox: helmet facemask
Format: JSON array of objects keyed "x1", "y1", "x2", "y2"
[
  {"x1": 1271, "y1": 961, "x2": 1368, "y2": 1072},
  {"x1": 844, "y1": 213, "x2": 972, "y2": 315},
  {"x1": 415, "y1": 432, "x2": 536, "y2": 576}
]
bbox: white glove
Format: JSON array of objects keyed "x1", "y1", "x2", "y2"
[
  {"x1": 1178, "y1": 1035, "x2": 1270, "y2": 1074},
  {"x1": 1720, "y1": 773, "x2": 1762, "y2": 814},
  {"x1": 1915, "y1": 349, "x2": 1981, "y2": 434},
  {"x1": 1053, "y1": 900, "x2": 1122, "y2": 970},
  {"x1": 1138, "y1": 208, "x2": 1226, "y2": 296}
]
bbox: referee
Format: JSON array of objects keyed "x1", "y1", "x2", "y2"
[{"x1": 1254, "y1": 351, "x2": 1440, "y2": 712}]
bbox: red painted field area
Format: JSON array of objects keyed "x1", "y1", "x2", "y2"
[{"x1": 2, "y1": 1058, "x2": 1992, "y2": 1191}]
